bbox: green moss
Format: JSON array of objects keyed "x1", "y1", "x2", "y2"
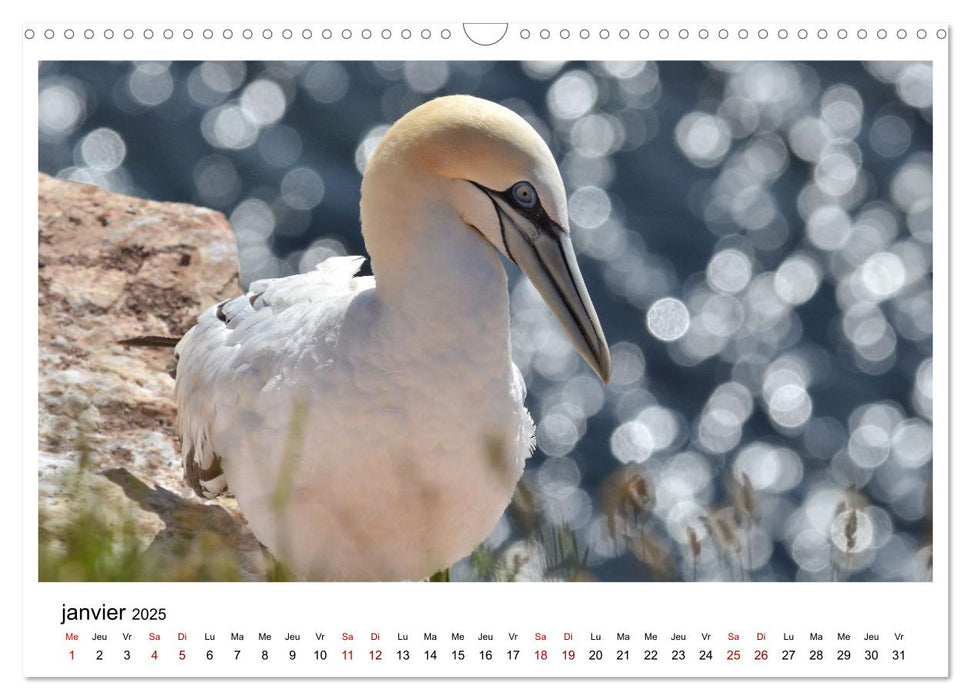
[{"x1": 39, "y1": 439, "x2": 245, "y2": 582}]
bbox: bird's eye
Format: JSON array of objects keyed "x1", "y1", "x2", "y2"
[{"x1": 510, "y1": 181, "x2": 538, "y2": 208}]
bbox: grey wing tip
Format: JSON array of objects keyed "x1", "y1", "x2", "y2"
[
  {"x1": 119, "y1": 335, "x2": 182, "y2": 377},
  {"x1": 184, "y1": 445, "x2": 227, "y2": 499},
  {"x1": 119, "y1": 335, "x2": 182, "y2": 348}
]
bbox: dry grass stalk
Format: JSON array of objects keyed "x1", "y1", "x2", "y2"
[
  {"x1": 686, "y1": 526, "x2": 701, "y2": 581},
  {"x1": 601, "y1": 464, "x2": 654, "y2": 539},
  {"x1": 628, "y1": 530, "x2": 677, "y2": 581}
]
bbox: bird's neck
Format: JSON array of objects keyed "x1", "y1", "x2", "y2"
[{"x1": 362, "y1": 177, "x2": 512, "y2": 368}]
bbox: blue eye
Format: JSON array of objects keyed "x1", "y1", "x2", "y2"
[{"x1": 510, "y1": 181, "x2": 538, "y2": 208}]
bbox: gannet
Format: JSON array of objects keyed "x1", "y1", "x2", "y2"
[{"x1": 169, "y1": 95, "x2": 611, "y2": 581}]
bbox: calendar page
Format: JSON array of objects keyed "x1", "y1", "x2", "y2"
[{"x1": 21, "y1": 4, "x2": 951, "y2": 689}]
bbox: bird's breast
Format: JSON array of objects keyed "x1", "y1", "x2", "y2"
[{"x1": 220, "y1": 310, "x2": 530, "y2": 581}]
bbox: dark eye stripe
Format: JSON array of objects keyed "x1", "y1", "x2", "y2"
[{"x1": 466, "y1": 178, "x2": 568, "y2": 236}]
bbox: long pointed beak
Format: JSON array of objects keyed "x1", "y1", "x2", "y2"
[{"x1": 490, "y1": 196, "x2": 612, "y2": 384}]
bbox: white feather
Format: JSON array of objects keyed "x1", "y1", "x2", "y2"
[
  {"x1": 175, "y1": 247, "x2": 534, "y2": 580},
  {"x1": 169, "y1": 95, "x2": 604, "y2": 581}
]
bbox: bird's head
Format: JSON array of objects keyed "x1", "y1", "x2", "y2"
[{"x1": 365, "y1": 94, "x2": 611, "y2": 384}]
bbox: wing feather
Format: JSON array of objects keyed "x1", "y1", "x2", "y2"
[{"x1": 173, "y1": 256, "x2": 373, "y2": 498}]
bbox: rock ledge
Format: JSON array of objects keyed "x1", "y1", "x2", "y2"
[{"x1": 38, "y1": 173, "x2": 266, "y2": 580}]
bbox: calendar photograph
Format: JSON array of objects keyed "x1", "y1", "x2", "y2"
[{"x1": 36, "y1": 57, "x2": 934, "y2": 585}]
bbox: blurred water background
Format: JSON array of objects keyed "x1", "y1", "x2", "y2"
[{"x1": 38, "y1": 60, "x2": 934, "y2": 582}]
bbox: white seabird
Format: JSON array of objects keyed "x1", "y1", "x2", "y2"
[{"x1": 171, "y1": 95, "x2": 611, "y2": 581}]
